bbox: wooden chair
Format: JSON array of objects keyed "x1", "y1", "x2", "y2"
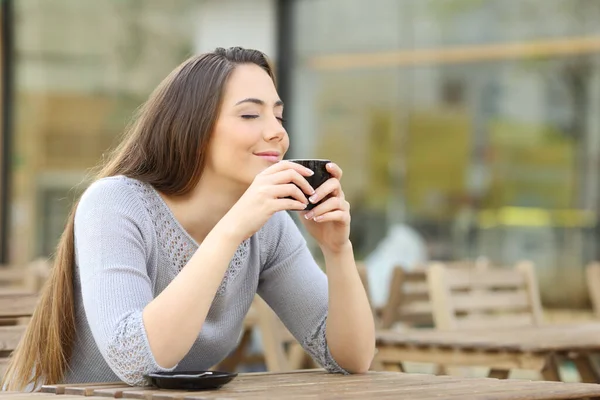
[
  {"x1": 0, "y1": 258, "x2": 51, "y2": 293},
  {"x1": 0, "y1": 290, "x2": 38, "y2": 320},
  {"x1": 0, "y1": 290, "x2": 39, "y2": 379},
  {"x1": 425, "y1": 260, "x2": 547, "y2": 379},
  {"x1": 0, "y1": 324, "x2": 28, "y2": 378},
  {"x1": 427, "y1": 260, "x2": 543, "y2": 331},
  {"x1": 377, "y1": 263, "x2": 477, "y2": 373},
  {"x1": 379, "y1": 259, "x2": 491, "y2": 330},
  {"x1": 585, "y1": 262, "x2": 600, "y2": 319},
  {"x1": 379, "y1": 267, "x2": 432, "y2": 330},
  {"x1": 0, "y1": 260, "x2": 49, "y2": 379}
]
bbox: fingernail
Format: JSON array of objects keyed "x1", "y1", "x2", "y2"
[
  {"x1": 314, "y1": 216, "x2": 323, "y2": 222},
  {"x1": 326, "y1": 163, "x2": 333, "y2": 169},
  {"x1": 305, "y1": 168, "x2": 314, "y2": 175},
  {"x1": 309, "y1": 194, "x2": 318, "y2": 203},
  {"x1": 304, "y1": 211, "x2": 314, "y2": 220}
]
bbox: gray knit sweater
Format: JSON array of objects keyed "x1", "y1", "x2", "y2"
[{"x1": 65, "y1": 176, "x2": 346, "y2": 385}]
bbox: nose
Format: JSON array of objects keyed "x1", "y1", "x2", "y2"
[{"x1": 263, "y1": 115, "x2": 286, "y2": 142}]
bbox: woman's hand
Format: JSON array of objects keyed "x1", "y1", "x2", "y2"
[
  {"x1": 223, "y1": 161, "x2": 315, "y2": 241},
  {"x1": 299, "y1": 163, "x2": 351, "y2": 254}
]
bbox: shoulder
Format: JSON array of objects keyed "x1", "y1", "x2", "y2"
[
  {"x1": 75, "y1": 176, "x2": 153, "y2": 227},
  {"x1": 78, "y1": 176, "x2": 141, "y2": 211}
]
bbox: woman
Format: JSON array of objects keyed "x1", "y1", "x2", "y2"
[{"x1": 3, "y1": 47, "x2": 375, "y2": 390}]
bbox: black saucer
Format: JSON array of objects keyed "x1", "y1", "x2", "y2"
[{"x1": 145, "y1": 370, "x2": 237, "y2": 390}]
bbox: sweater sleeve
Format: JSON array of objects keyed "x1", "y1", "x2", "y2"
[
  {"x1": 256, "y1": 211, "x2": 348, "y2": 374},
  {"x1": 74, "y1": 178, "x2": 176, "y2": 386}
]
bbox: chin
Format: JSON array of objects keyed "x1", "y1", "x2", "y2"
[
  {"x1": 228, "y1": 162, "x2": 269, "y2": 188},
  {"x1": 235, "y1": 172, "x2": 259, "y2": 188},
  {"x1": 253, "y1": 162, "x2": 272, "y2": 175}
]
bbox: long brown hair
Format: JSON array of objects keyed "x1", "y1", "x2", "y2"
[{"x1": 2, "y1": 47, "x2": 276, "y2": 391}]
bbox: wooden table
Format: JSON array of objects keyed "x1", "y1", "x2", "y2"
[
  {"x1": 375, "y1": 323, "x2": 600, "y2": 381},
  {"x1": 3, "y1": 370, "x2": 600, "y2": 399}
]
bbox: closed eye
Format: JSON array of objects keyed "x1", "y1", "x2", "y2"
[{"x1": 242, "y1": 114, "x2": 286, "y2": 124}]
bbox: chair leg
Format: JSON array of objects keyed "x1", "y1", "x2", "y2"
[
  {"x1": 541, "y1": 354, "x2": 561, "y2": 381},
  {"x1": 288, "y1": 343, "x2": 307, "y2": 370},
  {"x1": 382, "y1": 362, "x2": 405, "y2": 372},
  {"x1": 488, "y1": 369, "x2": 510, "y2": 379},
  {"x1": 435, "y1": 364, "x2": 448, "y2": 375},
  {"x1": 573, "y1": 353, "x2": 600, "y2": 383}
]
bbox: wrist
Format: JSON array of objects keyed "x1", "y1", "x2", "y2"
[
  {"x1": 213, "y1": 214, "x2": 247, "y2": 244},
  {"x1": 320, "y1": 240, "x2": 353, "y2": 259}
]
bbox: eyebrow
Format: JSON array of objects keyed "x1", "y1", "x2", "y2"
[{"x1": 235, "y1": 98, "x2": 284, "y2": 107}]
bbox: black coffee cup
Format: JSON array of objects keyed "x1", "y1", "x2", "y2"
[{"x1": 287, "y1": 159, "x2": 331, "y2": 211}]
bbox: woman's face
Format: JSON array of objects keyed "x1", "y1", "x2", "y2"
[{"x1": 205, "y1": 63, "x2": 289, "y2": 188}]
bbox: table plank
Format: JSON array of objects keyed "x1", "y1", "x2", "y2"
[
  {"x1": 40, "y1": 382, "x2": 125, "y2": 394},
  {"x1": 0, "y1": 396, "x2": 95, "y2": 400},
  {"x1": 376, "y1": 344, "x2": 548, "y2": 370},
  {"x1": 376, "y1": 323, "x2": 600, "y2": 352},
  {"x1": 65, "y1": 384, "x2": 131, "y2": 396},
  {"x1": 37, "y1": 371, "x2": 600, "y2": 400},
  {"x1": 92, "y1": 387, "x2": 148, "y2": 398}
]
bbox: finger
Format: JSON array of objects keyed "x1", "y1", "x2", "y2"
[
  {"x1": 303, "y1": 196, "x2": 347, "y2": 220},
  {"x1": 269, "y1": 169, "x2": 315, "y2": 196},
  {"x1": 276, "y1": 198, "x2": 309, "y2": 212},
  {"x1": 260, "y1": 160, "x2": 314, "y2": 178},
  {"x1": 307, "y1": 178, "x2": 340, "y2": 206},
  {"x1": 326, "y1": 162, "x2": 343, "y2": 180},
  {"x1": 312, "y1": 210, "x2": 350, "y2": 224},
  {"x1": 271, "y1": 183, "x2": 309, "y2": 205}
]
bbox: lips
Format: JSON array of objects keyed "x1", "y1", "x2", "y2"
[
  {"x1": 255, "y1": 152, "x2": 280, "y2": 157},
  {"x1": 255, "y1": 151, "x2": 281, "y2": 163}
]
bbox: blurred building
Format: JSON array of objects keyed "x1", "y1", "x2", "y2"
[{"x1": 1, "y1": 0, "x2": 600, "y2": 307}]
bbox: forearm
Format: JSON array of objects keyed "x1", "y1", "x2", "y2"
[
  {"x1": 142, "y1": 220, "x2": 242, "y2": 368},
  {"x1": 324, "y1": 242, "x2": 376, "y2": 373}
]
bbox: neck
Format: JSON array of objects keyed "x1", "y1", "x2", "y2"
[{"x1": 160, "y1": 173, "x2": 246, "y2": 245}]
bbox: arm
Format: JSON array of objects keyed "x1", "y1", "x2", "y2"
[
  {"x1": 257, "y1": 212, "x2": 375, "y2": 374},
  {"x1": 75, "y1": 179, "x2": 241, "y2": 385},
  {"x1": 322, "y1": 242, "x2": 375, "y2": 373}
]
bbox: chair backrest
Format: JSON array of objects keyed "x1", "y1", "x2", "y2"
[
  {"x1": 379, "y1": 260, "x2": 490, "y2": 329},
  {"x1": 380, "y1": 267, "x2": 432, "y2": 329},
  {"x1": 0, "y1": 258, "x2": 51, "y2": 293},
  {"x1": 0, "y1": 325, "x2": 28, "y2": 377},
  {"x1": 585, "y1": 262, "x2": 600, "y2": 319},
  {"x1": 0, "y1": 291, "x2": 38, "y2": 380},
  {"x1": 0, "y1": 290, "x2": 38, "y2": 321},
  {"x1": 427, "y1": 261, "x2": 543, "y2": 330}
]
